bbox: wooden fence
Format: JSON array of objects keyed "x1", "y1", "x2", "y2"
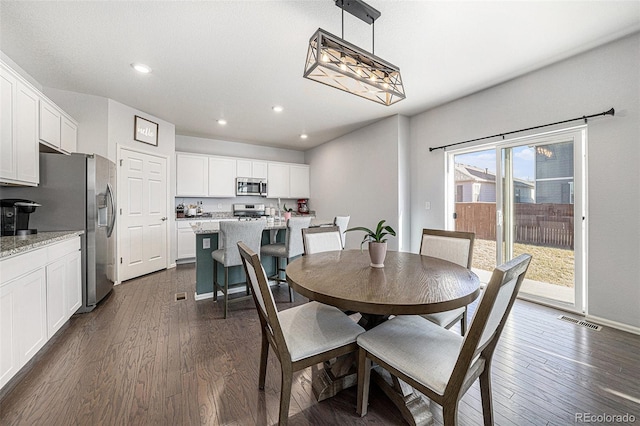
[{"x1": 455, "y1": 202, "x2": 574, "y2": 249}]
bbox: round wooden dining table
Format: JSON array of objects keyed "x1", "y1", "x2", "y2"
[
  {"x1": 286, "y1": 249, "x2": 480, "y2": 327},
  {"x1": 285, "y1": 249, "x2": 481, "y2": 426}
]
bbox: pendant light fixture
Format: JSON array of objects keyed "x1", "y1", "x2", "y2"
[{"x1": 303, "y1": 0, "x2": 405, "y2": 106}]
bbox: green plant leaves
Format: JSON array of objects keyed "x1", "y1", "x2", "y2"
[{"x1": 344, "y1": 220, "x2": 396, "y2": 249}]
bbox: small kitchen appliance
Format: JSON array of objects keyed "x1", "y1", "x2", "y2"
[
  {"x1": 1, "y1": 199, "x2": 41, "y2": 236},
  {"x1": 236, "y1": 178, "x2": 267, "y2": 197},
  {"x1": 233, "y1": 203, "x2": 266, "y2": 220},
  {"x1": 297, "y1": 199, "x2": 309, "y2": 214}
]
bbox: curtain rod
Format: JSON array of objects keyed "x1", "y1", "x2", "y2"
[{"x1": 428, "y1": 108, "x2": 615, "y2": 152}]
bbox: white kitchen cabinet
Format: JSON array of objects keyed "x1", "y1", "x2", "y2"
[
  {"x1": 289, "y1": 164, "x2": 310, "y2": 198},
  {"x1": 0, "y1": 236, "x2": 81, "y2": 391},
  {"x1": 46, "y1": 257, "x2": 67, "y2": 338},
  {"x1": 46, "y1": 246, "x2": 82, "y2": 338},
  {"x1": 267, "y1": 162, "x2": 290, "y2": 198},
  {"x1": 39, "y1": 97, "x2": 61, "y2": 150},
  {"x1": 267, "y1": 162, "x2": 310, "y2": 198},
  {"x1": 177, "y1": 221, "x2": 197, "y2": 260},
  {"x1": 237, "y1": 159, "x2": 268, "y2": 179},
  {"x1": 176, "y1": 153, "x2": 209, "y2": 196},
  {"x1": 208, "y1": 156, "x2": 236, "y2": 197},
  {"x1": 0, "y1": 63, "x2": 40, "y2": 186},
  {"x1": 60, "y1": 116, "x2": 78, "y2": 154}
]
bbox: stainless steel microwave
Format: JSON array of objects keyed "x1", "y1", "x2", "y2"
[{"x1": 236, "y1": 178, "x2": 267, "y2": 197}]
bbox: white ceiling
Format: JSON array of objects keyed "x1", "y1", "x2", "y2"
[{"x1": 1, "y1": 1, "x2": 639, "y2": 150}]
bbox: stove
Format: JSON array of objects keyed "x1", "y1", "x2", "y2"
[{"x1": 233, "y1": 203, "x2": 266, "y2": 220}]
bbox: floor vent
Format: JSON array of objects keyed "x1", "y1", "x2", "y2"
[
  {"x1": 175, "y1": 292, "x2": 187, "y2": 301},
  {"x1": 558, "y1": 315, "x2": 602, "y2": 331}
]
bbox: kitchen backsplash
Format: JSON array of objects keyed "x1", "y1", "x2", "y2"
[{"x1": 176, "y1": 197, "x2": 304, "y2": 213}]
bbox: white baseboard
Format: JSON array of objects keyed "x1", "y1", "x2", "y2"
[
  {"x1": 586, "y1": 314, "x2": 640, "y2": 335},
  {"x1": 168, "y1": 262, "x2": 177, "y2": 269},
  {"x1": 194, "y1": 285, "x2": 247, "y2": 301}
]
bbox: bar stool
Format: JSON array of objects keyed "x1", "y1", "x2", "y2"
[
  {"x1": 260, "y1": 216, "x2": 311, "y2": 302},
  {"x1": 212, "y1": 219, "x2": 266, "y2": 318}
]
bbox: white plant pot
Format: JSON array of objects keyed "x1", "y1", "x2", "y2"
[{"x1": 368, "y1": 241, "x2": 387, "y2": 268}]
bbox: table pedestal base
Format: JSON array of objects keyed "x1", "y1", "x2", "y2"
[
  {"x1": 371, "y1": 367, "x2": 433, "y2": 426},
  {"x1": 311, "y1": 355, "x2": 357, "y2": 401}
]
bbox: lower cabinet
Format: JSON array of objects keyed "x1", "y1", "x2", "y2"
[
  {"x1": 177, "y1": 221, "x2": 197, "y2": 260},
  {"x1": 46, "y1": 248, "x2": 82, "y2": 339},
  {"x1": 0, "y1": 236, "x2": 81, "y2": 390}
]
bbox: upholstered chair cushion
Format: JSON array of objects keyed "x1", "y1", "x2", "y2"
[
  {"x1": 422, "y1": 307, "x2": 466, "y2": 328},
  {"x1": 259, "y1": 242, "x2": 287, "y2": 258},
  {"x1": 420, "y1": 234, "x2": 471, "y2": 268},
  {"x1": 357, "y1": 315, "x2": 483, "y2": 395},
  {"x1": 212, "y1": 220, "x2": 265, "y2": 267},
  {"x1": 285, "y1": 217, "x2": 312, "y2": 258},
  {"x1": 304, "y1": 231, "x2": 342, "y2": 254},
  {"x1": 279, "y1": 301, "x2": 364, "y2": 362}
]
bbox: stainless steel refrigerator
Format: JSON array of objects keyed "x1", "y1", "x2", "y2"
[{"x1": 5, "y1": 152, "x2": 117, "y2": 312}]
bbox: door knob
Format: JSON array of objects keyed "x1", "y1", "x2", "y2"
[{"x1": 161, "y1": 217, "x2": 167, "y2": 221}]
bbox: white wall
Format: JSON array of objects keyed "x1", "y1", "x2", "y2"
[
  {"x1": 305, "y1": 115, "x2": 408, "y2": 251},
  {"x1": 176, "y1": 135, "x2": 304, "y2": 163},
  {"x1": 409, "y1": 33, "x2": 640, "y2": 330}
]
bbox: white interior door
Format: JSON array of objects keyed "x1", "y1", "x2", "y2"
[{"x1": 118, "y1": 147, "x2": 168, "y2": 282}]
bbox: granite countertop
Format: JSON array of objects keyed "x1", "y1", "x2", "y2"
[
  {"x1": 176, "y1": 211, "x2": 317, "y2": 221},
  {"x1": 191, "y1": 217, "x2": 331, "y2": 234},
  {"x1": 0, "y1": 231, "x2": 84, "y2": 259}
]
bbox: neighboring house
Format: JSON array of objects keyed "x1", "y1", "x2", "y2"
[{"x1": 455, "y1": 164, "x2": 535, "y2": 203}]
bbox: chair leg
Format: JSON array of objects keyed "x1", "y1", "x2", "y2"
[
  {"x1": 442, "y1": 402, "x2": 459, "y2": 426},
  {"x1": 479, "y1": 364, "x2": 494, "y2": 426},
  {"x1": 285, "y1": 258, "x2": 293, "y2": 302},
  {"x1": 213, "y1": 261, "x2": 218, "y2": 302},
  {"x1": 460, "y1": 307, "x2": 468, "y2": 336},
  {"x1": 223, "y1": 267, "x2": 229, "y2": 319},
  {"x1": 258, "y1": 331, "x2": 269, "y2": 390},
  {"x1": 279, "y1": 363, "x2": 293, "y2": 426},
  {"x1": 356, "y1": 348, "x2": 371, "y2": 417}
]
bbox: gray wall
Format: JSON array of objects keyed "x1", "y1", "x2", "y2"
[
  {"x1": 305, "y1": 115, "x2": 408, "y2": 251},
  {"x1": 409, "y1": 33, "x2": 640, "y2": 330}
]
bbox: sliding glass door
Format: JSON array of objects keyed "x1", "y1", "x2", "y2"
[{"x1": 447, "y1": 127, "x2": 586, "y2": 312}]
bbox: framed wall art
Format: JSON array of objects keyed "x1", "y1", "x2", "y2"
[{"x1": 134, "y1": 115, "x2": 159, "y2": 146}]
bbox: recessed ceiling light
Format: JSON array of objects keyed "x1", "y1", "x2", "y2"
[
  {"x1": 272, "y1": 105, "x2": 283, "y2": 113},
  {"x1": 131, "y1": 63, "x2": 152, "y2": 74},
  {"x1": 217, "y1": 119, "x2": 227, "y2": 125},
  {"x1": 300, "y1": 134, "x2": 308, "y2": 139}
]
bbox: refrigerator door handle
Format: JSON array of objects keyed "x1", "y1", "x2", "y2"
[{"x1": 106, "y1": 183, "x2": 116, "y2": 238}]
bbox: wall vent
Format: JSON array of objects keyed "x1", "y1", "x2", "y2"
[
  {"x1": 558, "y1": 315, "x2": 602, "y2": 331},
  {"x1": 175, "y1": 292, "x2": 187, "y2": 301}
]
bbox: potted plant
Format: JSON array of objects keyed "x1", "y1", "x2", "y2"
[
  {"x1": 345, "y1": 220, "x2": 396, "y2": 268},
  {"x1": 282, "y1": 204, "x2": 293, "y2": 221}
]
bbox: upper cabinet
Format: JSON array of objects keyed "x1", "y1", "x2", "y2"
[
  {"x1": 39, "y1": 97, "x2": 77, "y2": 155},
  {"x1": 1, "y1": 60, "x2": 78, "y2": 186},
  {"x1": 268, "y1": 162, "x2": 310, "y2": 199},
  {"x1": 289, "y1": 164, "x2": 310, "y2": 198},
  {"x1": 176, "y1": 153, "x2": 209, "y2": 196},
  {"x1": 0, "y1": 63, "x2": 40, "y2": 186},
  {"x1": 236, "y1": 159, "x2": 267, "y2": 179},
  {"x1": 208, "y1": 156, "x2": 236, "y2": 197},
  {"x1": 176, "y1": 152, "x2": 310, "y2": 199}
]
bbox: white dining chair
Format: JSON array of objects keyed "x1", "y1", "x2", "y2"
[
  {"x1": 419, "y1": 228, "x2": 475, "y2": 335},
  {"x1": 357, "y1": 254, "x2": 532, "y2": 426},
  {"x1": 302, "y1": 225, "x2": 343, "y2": 255},
  {"x1": 238, "y1": 242, "x2": 364, "y2": 426},
  {"x1": 333, "y1": 215, "x2": 350, "y2": 248}
]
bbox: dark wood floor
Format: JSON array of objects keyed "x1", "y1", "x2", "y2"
[{"x1": 1, "y1": 264, "x2": 639, "y2": 425}]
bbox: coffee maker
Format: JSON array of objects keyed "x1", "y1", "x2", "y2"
[
  {"x1": 297, "y1": 198, "x2": 309, "y2": 214},
  {"x1": 1, "y1": 199, "x2": 41, "y2": 236}
]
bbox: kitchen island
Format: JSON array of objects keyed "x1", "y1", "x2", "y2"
[{"x1": 191, "y1": 218, "x2": 331, "y2": 298}]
